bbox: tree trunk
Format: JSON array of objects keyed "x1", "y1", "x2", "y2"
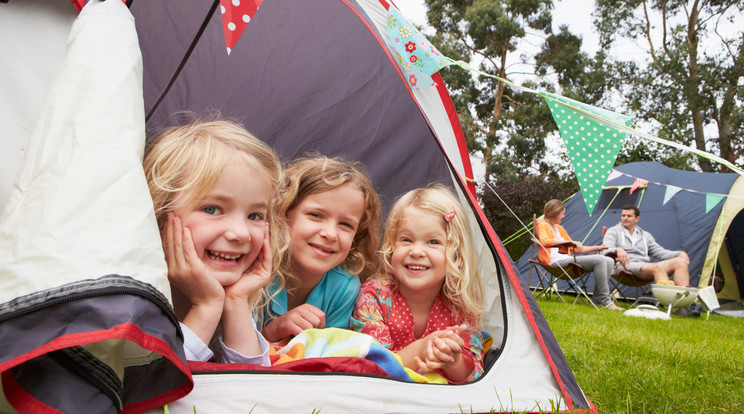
[
  {"x1": 686, "y1": 0, "x2": 713, "y2": 171},
  {"x1": 717, "y1": 33, "x2": 744, "y2": 164}
]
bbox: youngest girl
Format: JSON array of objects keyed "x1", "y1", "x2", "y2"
[
  {"x1": 351, "y1": 184, "x2": 485, "y2": 383},
  {"x1": 144, "y1": 118, "x2": 283, "y2": 364}
]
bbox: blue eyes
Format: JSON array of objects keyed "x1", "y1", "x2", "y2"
[
  {"x1": 202, "y1": 206, "x2": 263, "y2": 221},
  {"x1": 203, "y1": 206, "x2": 221, "y2": 215}
]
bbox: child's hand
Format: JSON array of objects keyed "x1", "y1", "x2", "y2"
[
  {"x1": 413, "y1": 329, "x2": 464, "y2": 372},
  {"x1": 164, "y1": 213, "x2": 225, "y2": 306},
  {"x1": 262, "y1": 304, "x2": 326, "y2": 342},
  {"x1": 163, "y1": 213, "x2": 224, "y2": 345},
  {"x1": 224, "y1": 223, "x2": 272, "y2": 301}
]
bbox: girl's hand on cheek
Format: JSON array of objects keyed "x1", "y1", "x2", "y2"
[
  {"x1": 262, "y1": 304, "x2": 326, "y2": 342},
  {"x1": 164, "y1": 213, "x2": 225, "y2": 307},
  {"x1": 225, "y1": 223, "x2": 272, "y2": 301}
]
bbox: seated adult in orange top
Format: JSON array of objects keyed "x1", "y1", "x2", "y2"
[{"x1": 535, "y1": 199, "x2": 621, "y2": 310}]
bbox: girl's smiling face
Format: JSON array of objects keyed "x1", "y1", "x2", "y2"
[
  {"x1": 173, "y1": 158, "x2": 271, "y2": 287},
  {"x1": 286, "y1": 183, "x2": 365, "y2": 283},
  {"x1": 390, "y1": 207, "x2": 448, "y2": 300}
]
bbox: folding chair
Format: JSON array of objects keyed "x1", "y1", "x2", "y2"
[
  {"x1": 527, "y1": 215, "x2": 595, "y2": 306},
  {"x1": 602, "y1": 226, "x2": 654, "y2": 304}
]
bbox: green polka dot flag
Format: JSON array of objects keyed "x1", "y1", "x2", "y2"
[{"x1": 544, "y1": 93, "x2": 633, "y2": 215}]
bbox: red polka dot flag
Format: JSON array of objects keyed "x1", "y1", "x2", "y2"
[{"x1": 219, "y1": 0, "x2": 263, "y2": 55}]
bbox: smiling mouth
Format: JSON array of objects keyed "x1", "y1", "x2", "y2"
[
  {"x1": 405, "y1": 264, "x2": 429, "y2": 271},
  {"x1": 309, "y1": 243, "x2": 336, "y2": 255},
  {"x1": 207, "y1": 250, "x2": 243, "y2": 261}
]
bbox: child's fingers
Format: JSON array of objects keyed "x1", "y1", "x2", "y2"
[
  {"x1": 304, "y1": 304, "x2": 326, "y2": 328},
  {"x1": 414, "y1": 356, "x2": 429, "y2": 372},
  {"x1": 431, "y1": 337, "x2": 456, "y2": 362},
  {"x1": 242, "y1": 223, "x2": 272, "y2": 285},
  {"x1": 426, "y1": 338, "x2": 450, "y2": 364},
  {"x1": 289, "y1": 305, "x2": 326, "y2": 330},
  {"x1": 415, "y1": 355, "x2": 443, "y2": 371},
  {"x1": 446, "y1": 323, "x2": 468, "y2": 337},
  {"x1": 443, "y1": 330, "x2": 465, "y2": 348},
  {"x1": 255, "y1": 223, "x2": 272, "y2": 275},
  {"x1": 181, "y1": 226, "x2": 203, "y2": 270},
  {"x1": 166, "y1": 214, "x2": 189, "y2": 272},
  {"x1": 162, "y1": 213, "x2": 174, "y2": 265}
]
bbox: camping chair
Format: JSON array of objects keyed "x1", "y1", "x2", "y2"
[
  {"x1": 527, "y1": 215, "x2": 595, "y2": 306},
  {"x1": 602, "y1": 227, "x2": 654, "y2": 304}
]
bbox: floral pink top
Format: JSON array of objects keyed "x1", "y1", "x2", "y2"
[{"x1": 350, "y1": 277, "x2": 485, "y2": 382}]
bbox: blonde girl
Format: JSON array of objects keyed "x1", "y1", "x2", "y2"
[
  {"x1": 144, "y1": 117, "x2": 286, "y2": 364},
  {"x1": 351, "y1": 184, "x2": 485, "y2": 383},
  {"x1": 260, "y1": 156, "x2": 382, "y2": 343}
]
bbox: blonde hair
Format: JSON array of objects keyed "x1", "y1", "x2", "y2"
[
  {"x1": 380, "y1": 184, "x2": 483, "y2": 323},
  {"x1": 543, "y1": 199, "x2": 565, "y2": 221},
  {"x1": 143, "y1": 116, "x2": 288, "y2": 306},
  {"x1": 277, "y1": 156, "x2": 382, "y2": 288}
]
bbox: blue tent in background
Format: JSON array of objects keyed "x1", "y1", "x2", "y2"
[{"x1": 515, "y1": 162, "x2": 744, "y2": 301}]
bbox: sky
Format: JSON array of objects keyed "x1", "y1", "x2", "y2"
[
  {"x1": 393, "y1": 0, "x2": 601, "y2": 177},
  {"x1": 395, "y1": 0, "x2": 600, "y2": 54},
  {"x1": 391, "y1": 1, "x2": 743, "y2": 177}
]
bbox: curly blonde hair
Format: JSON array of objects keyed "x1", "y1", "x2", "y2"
[
  {"x1": 380, "y1": 184, "x2": 483, "y2": 323},
  {"x1": 143, "y1": 116, "x2": 288, "y2": 307},
  {"x1": 276, "y1": 156, "x2": 382, "y2": 289}
]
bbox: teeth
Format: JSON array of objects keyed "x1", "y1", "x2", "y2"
[
  {"x1": 208, "y1": 251, "x2": 241, "y2": 261},
  {"x1": 407, "y1": 265, "x2": 427, "y2": 271}
]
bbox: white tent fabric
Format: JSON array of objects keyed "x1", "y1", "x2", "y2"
[
  {"x1": 0, "y1": 2, "x2": 190, "y2": 412},
  {"x1": 0, "y1": 0, "x2": 76, "y2": 214},
  {"x1": 0, "y1": 0, "x2": 169, "y2": 301}
]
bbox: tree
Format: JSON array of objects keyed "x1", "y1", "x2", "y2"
[
  {"x1": 425, "y1": 0, "x2": 576, "y2": 182},
  {"x1": 595, "y1": 0, "x2": 744, "y2": 172},
  {"x1": 422, "y1": 0, "x2": 604, "y2": 258},
  {"x1": 479, "y1": 175, "x2": 578, "y2": 259}
]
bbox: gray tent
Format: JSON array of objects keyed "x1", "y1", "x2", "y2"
[{"x1": 516, "y1": 161, "x2": 744, "y2": 301}]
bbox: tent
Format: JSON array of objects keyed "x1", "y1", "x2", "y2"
[
  {"x1": 515, "y1": 162, "x2": 744, "y2": 302},
  {"x1": 1, "y1": 0, "x2": 595, "y2": 412}
]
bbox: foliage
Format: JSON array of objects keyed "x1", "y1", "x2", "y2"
[
  {"x1": 422, "y1": 1, "x2": 614, "y2": 246},
  {"x1": 595, "y1": 0, "x2": 744, "y2": 172},
  {"x1": 479, "y1": 174, "x2": 578, "y2": 259},
  {"x1": 539, "y1": 297, "x2": 744, "y2": 413},
  {"x1": 424, "y1": 0, "x2": 600, "y2": 183}
]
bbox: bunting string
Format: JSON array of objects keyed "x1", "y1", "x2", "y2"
[
  {"x1": 607, "y1": 171, "x2": 744, "y2": 201},
  {"x1": 444, "y1": 58, "x2": 744, "y2": 177}
]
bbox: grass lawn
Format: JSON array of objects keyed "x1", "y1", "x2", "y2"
[{"x1": 535, "y1": 296, "x2": 744, "y2": 413}]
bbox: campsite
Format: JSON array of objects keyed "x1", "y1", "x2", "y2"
[
  {"x1": 1, "y1": 0, "x2": 742, "y2": 413},
  {"x1": 515, "y1": 161, "x2": 744, "y2": 304}
]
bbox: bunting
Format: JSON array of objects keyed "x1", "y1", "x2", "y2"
[
  {"x1": 629, "y1": 178, "x2": 648, "y2": 195},
  {"x1": 385, "y1": 6, "x2": 450, "y2": 89},
  {"x1": 606, "y1": 171, "x2": 740, "y2": 214},
  {"x1": 219, "y1": 0, "x2": 262, "y2": 55},
  {"x1": 705, "y1": 194, "x2": 725, "y2": 214},
  {"x1": 544, "y1": 93, "x2": 631, "y2": 215},
  {"x1": 606, "y1": 169, "x2": 622, "y2": 182},
  {"x1": 662, "y1": 185, "x2": 682, "y2": 205}
]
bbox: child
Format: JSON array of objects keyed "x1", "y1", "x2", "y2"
[
  {"x1": 351, "y1": 184, "x2": 485, "y2": 383},
  {"x1": 260, "y1": 156, "x2": 382, "y2": 343},
  {"x1": 144, "y1": 118, "x2": 284, "y2": 364}
]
